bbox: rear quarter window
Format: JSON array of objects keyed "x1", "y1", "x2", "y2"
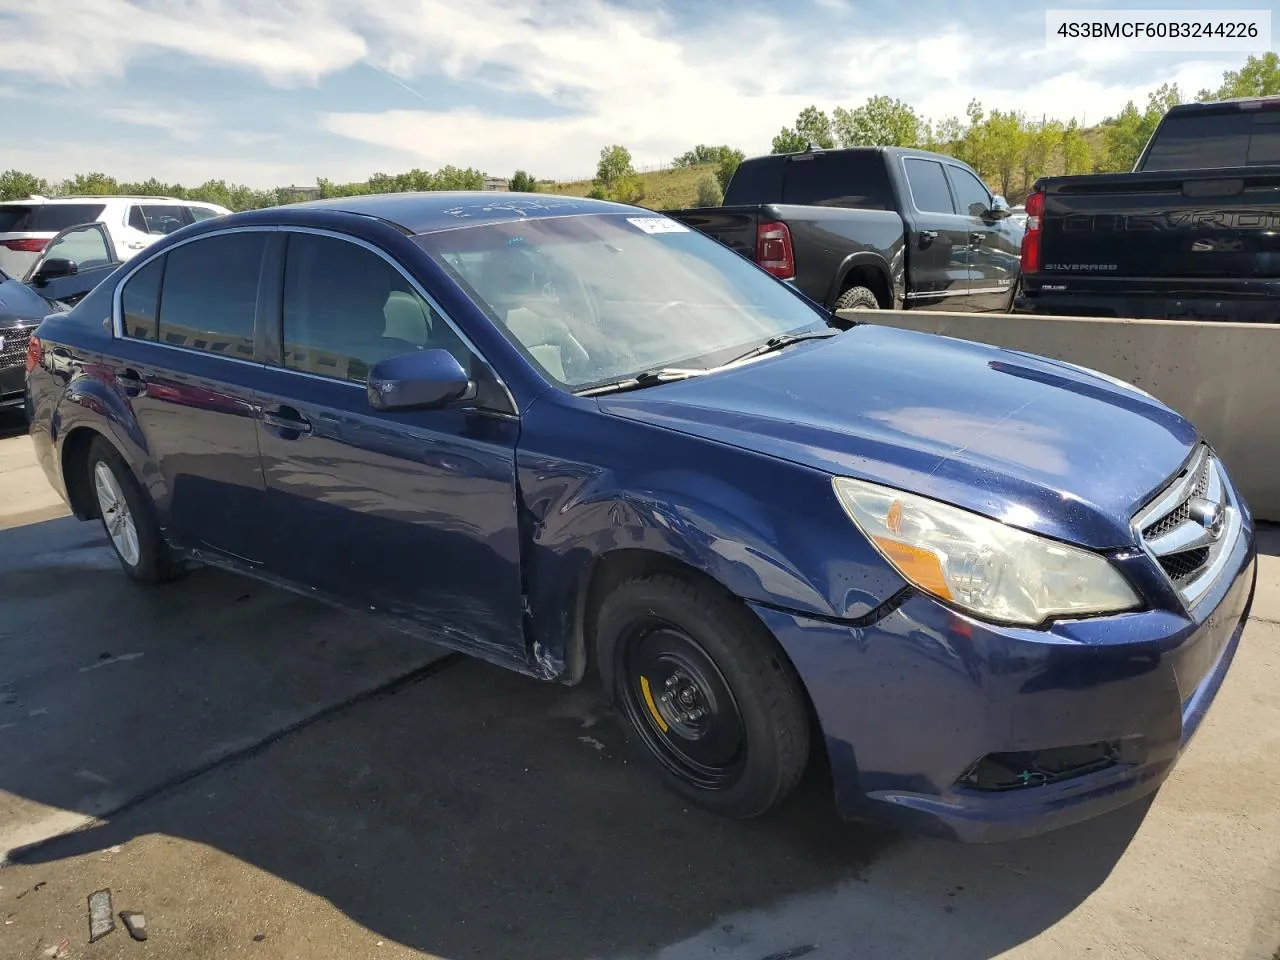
[
  {"x1": 27, "y1": 204, "x2": 108, "y2": 231},
  {"x1": 0, "y1": 205, "x2": 36, "y2": 232}
]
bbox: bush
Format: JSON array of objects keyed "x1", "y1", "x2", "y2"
[{"x1": 695, "y1": 174, "x2": 723, "y2": 207}]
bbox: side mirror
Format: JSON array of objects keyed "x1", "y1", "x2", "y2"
[
  {"x1": 32, "y1": 258, "x2": 78, "y2": 285},
  {"x1": 988, "y1": 195, "x2": 1012, "y2": 220},
  {"x1": 367, "y1": 348, "x2": 474, "y2": 411}
]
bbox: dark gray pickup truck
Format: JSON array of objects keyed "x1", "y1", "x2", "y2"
[
  {"x1": 1017, "y1": 96, "x2": 1280, "y2": 322},
  {"x1": 668, "y1": 146, "x2": 1024, "y2": 313}
]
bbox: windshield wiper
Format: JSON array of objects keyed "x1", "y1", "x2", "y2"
[
  {"x1": 725, "y1": 330, "x2": 838, "y2": 366},
  {"x1": 576, "y1": 367, "x2": 707, "y2": 397}
]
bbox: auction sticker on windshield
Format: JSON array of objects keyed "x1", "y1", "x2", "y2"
[{"x1": 627, "y1": 217, "x2": 690, "y2": 234}]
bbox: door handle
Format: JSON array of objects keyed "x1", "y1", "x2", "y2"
[
  {"x1": 115, "y1": 368, "x2": 146, "y2": 397},
  {"x1": 919, "y1": 230, "x2": 939, "y2": 243},
  {"x1": 262, "y1": 406, "x2": 312, "y2": 436},
  {"x1": 969, "y1": 232, "x2": 985, "y2": 246},
  {"x1": 126, "y1": 241, "x2": 146, "y2": 250}
]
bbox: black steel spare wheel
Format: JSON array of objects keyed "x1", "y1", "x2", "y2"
[
  {"x1": 597, "y1": 573, "x2": 810, "y2": 818},
  {"x1": 620, "y1": 623, "x2": 747, "y2": 790}
]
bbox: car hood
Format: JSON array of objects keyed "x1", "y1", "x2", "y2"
[
  {"x1": 598, "y1": 324, "x2": 1199, "y2": 549},
  {"x1": 0, "y1": 276, "x2": 55, "y2": 326}
]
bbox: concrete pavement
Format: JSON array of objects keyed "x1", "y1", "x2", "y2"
[{"x1": 0, "y1": 421, "x2": 1277, "y2": 960}]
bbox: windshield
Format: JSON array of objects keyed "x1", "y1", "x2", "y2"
[{"x1": 414, "y1": 213, "x2": 828, "y2": 389}]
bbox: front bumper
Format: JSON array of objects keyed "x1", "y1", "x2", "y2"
[{"x1": 754, "y1": 517, "x2": 1256, "y2": 842}]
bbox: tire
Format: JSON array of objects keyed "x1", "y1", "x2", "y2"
[
  {"x1": 85, "y1": 437, "x2": 181, "y2": 585},
  {"x1": 596, "y1": 573, "x2": 810, "y2": 818},
  {"x1": 1006, "y1": 277, "x2": 1022, "y2": 313},
  {"x1": 832, "y1": 285, "x2": 881, "y2": 311}
]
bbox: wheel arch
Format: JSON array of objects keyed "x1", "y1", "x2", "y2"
[{"x1": 826, "y1": 251, "x2": 894, "y2": 309}]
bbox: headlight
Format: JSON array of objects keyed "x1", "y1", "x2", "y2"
[{"x1": 832, "y1": 477, "x2": 1141, "y2": 626}]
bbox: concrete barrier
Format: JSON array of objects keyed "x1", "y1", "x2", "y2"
[{"x1": 837, "y1": 308, "x2": 1280, "y2": 522}]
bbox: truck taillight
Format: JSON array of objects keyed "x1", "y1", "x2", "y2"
[
  {"x1": 1020, "y1": 190, "x2": 1044, "y2": 274},
  {"x1": 756, "y1": 220, "x2": 795, "y2": 280},
  {"x1": 2, "y1": 238, "x2": 49, "y2": 253},
  {"x1": 25, "y1": 334, "x2": 42, "y2": 374}
]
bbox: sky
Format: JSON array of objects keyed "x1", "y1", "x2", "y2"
[{"x1": 0, "y1": 0, "x2": 1273, "y2": 188}]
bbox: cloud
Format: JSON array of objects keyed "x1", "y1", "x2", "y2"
[
  {"x1": 0, "y1": 0, "x2": 1253, "y2": 183},
  {"x1": 103, "y1": 105, "x2": 206, "y2": 142}
]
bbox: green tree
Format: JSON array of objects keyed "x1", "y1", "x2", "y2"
[
  {"x1": 833, "y1": 96, "x2": 921, "y2": 147},
  {"x1": 771, "y1": 126, "x2": 809, "y2": 154},
  {"x1": 1061, "y1": 120, "x2": 1093, "y2": 175},
  {"x1": 433, "y1": 165, "x2": 485, "y2": 191},
  {"x1": 1021, "y1": 119, "x2": 1064, "y2": 191},
  {"x1": 716, "y1": 148, "x2": 744, "y2": 191},
  {"x1": 509, "y1": 170, "x2": 538, "y2": 192},
  {"x1": 57, "y1": 172, "x2": 120, "y2": 195},
  {"x1": 118, "y1": 177, "x2": 186, "y2": 198},
  {"x1": 1101, "y1": 83, "x2": 1182, "y2": 172},
  {"x1": 593, "y1": 145, "x2": 643, "y2": 202},
  {"x1": 772, "y1": 106, "x2": 835, "y2": 153},
  {"x1": 1198, "y1": 52, "x2": 1280, "y2": 100},
  {"x1": 673, "y1": 144, "x2": 732, "y2": 167},
  {"x1": 695, "y1": 174, "x2": 723, "y2": 207},
  {"x1": 0, "y1": 170, "x2": 50, "y2": 201}
]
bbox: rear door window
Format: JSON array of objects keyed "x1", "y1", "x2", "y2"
[
  {"x1": 1143, "y1": 110, "x2": 1280, "y2": 170},
  {"x1": 781, "y1": 153, "x2": 893, "y2": 210},
  {"x1": 134, "y1": 204, "x2": 189, "y2": 236},
  {"x1": 903, "y1": 159, "x2": 955, "y2": 214},
  {"x1": 156, "y1": 233, "x2": 265, "y2": 358}
]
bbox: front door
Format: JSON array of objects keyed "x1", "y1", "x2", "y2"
[
  {"x1": 110, "y1": 230, "x2": 270, "y2": 564},
  {"x1": 900, "y1": 157, "x2": 972, "y2": 309},
  {"x1": 253, "y1": 230, "x2": 526, "y2": 666},
  {"x1": 25, "y1": 222, "x2": 120, "y2": 306},
  {"x1": 945, "y1": 164, "x2": 1020, "y2": 312}
]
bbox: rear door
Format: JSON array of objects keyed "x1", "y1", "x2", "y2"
[
  {"x1": 251, "y1": 229, "x2": 526, "y2": 665},
  {"x1": 110, "y1": 229, "x2": 270, "y2": 564},
  {"x1": 899, "y1": 157, "x2": 971, "y2": 307},
  {"x1": 119, "y1": 203, "x2": 192, "y2": 258},
  {"x1": 944, "y1": 163, "x2": 1020, "y2": 311}
]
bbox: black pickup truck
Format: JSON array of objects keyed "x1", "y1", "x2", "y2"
[
  {"x1": 1016, "y1": 96, "x2": 1280, "y2": 322},
  {"x1": 667, "y1": 147, "x2": 1023, "y2": 313}
]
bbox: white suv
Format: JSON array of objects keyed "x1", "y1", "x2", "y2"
[{"x1": 0, "y1": 195, "x2": 231, "y2": 279}]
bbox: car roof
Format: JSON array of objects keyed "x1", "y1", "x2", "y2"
[
  {"x1": 275, "y1": 191, "x2": 643, "y2": 235},
  {"x1": 0, "y1": 196, "x2": 220, "y2": 205}
]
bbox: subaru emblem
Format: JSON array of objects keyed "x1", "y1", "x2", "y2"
[{"x1": 1187, "y1": 497, "x2": 1225, "y2": 538}]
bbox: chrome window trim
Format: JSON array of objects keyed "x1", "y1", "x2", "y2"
[{"x1": 110, "y1": 223, "x2": 519, "y2": 415}]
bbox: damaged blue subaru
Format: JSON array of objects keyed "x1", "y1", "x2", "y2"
[{"x1": 24, "y1": 194, "x2": 1256, "y2": 841}]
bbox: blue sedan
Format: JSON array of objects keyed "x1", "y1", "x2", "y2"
[{"x1": 24, "y1": 193, "x2": 1256, "y2": 841}]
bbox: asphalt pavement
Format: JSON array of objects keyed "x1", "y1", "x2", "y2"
[{"x1": 0, "y1": 415, "x2": 1277, "y2": 960}]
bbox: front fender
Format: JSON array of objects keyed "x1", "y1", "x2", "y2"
[{"x1": 516, "y1": 399, "x2": 906, "y2": 682}]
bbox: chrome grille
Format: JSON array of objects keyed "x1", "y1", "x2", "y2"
[
  {"x1": 1133, "y1": 444, "x2": 1241, "y2": 608},
  {"x1": 0, "y1": 326, "x2": 32, "y2": 369}
]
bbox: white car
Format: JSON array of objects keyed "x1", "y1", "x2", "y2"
[{"x1": 0, "y1": 195, "x2": 231, "y2": 278}]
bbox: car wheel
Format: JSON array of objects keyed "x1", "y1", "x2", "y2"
[
  {"x1": 596, "y1": 573, "x2": 810, "y2": 818},
  {"x1": 833, "y1": 285, "x2": 881, "y2": 311},
  {"x1": 86, "y1": 437, "x2": 181, "y2": 584}
]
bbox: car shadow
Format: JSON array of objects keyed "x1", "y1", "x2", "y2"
[{"x1": 0, "y1": 516, "x2": 1148, "y2": 960}]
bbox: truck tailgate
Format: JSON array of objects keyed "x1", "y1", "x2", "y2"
[
  {"x1": 1040, "y1": 167, "x2": 1280, "y2": 280},
  {"x1": 667, "y1": 206, "x2": 762, "y2": 260}
]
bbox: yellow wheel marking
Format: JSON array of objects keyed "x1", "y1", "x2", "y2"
[{"x1": 639, "y1": 675, "x2": 669, "y2": 732}]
